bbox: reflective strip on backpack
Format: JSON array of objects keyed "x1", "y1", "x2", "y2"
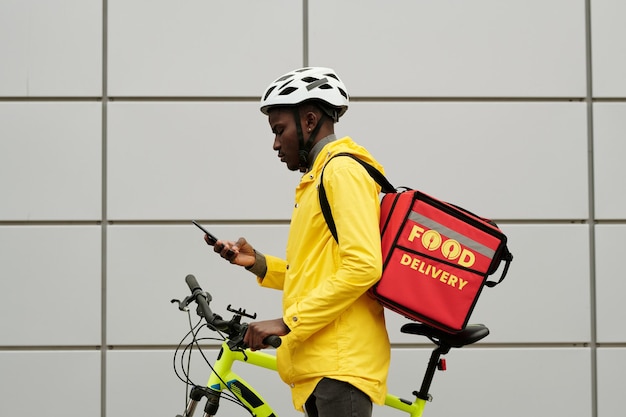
[{"x1": 408, "y1": 211, "x2": 496, "y2": 259}]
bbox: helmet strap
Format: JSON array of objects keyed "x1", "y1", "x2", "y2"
[{"x1": 293, "y1": 107, "x2": 307, "y2": 171}]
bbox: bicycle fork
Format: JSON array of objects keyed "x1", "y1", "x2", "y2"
[{"x1": 178, "y1": 385, "x2": 221, "y2": 417}]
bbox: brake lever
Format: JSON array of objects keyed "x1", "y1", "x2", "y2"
[
  {"x1": 171, "y1": 296, "x2": 194, "y2": 312},
  {"x1": 172, "y1": 290, "x2": 214, "y2": 314}
]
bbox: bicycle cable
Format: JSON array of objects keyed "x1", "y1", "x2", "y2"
[
  {"x1": 174, "y1": 308, "x2": 252, "y2": 414},
  {"x1": 173, "y1": 311, "x2": 203, "y2": 384}
]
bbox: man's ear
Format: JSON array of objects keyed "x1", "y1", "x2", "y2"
[
  {"x1": 303, "y1": 109, "x2": 320, "y2": 133},
  {"x1": 307, "y1": 111, "x2": 317, "y2": 131}
]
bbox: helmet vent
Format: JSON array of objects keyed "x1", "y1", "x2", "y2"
[
  {"x1": 275, "y1": 74, "x2": 294, "y2": 83},
  {"x1": 278, "y1": 79, "x2": 294, "y2": 91},
  {"x1": 279, "y1": 86, "x2": 298, "y2": 96},
  {"x1": 263, "y1": 86, "x2": 276, "y2": 101},
  {"x1": 338, "y1": 87, "x2": 348, "y2": 99}
]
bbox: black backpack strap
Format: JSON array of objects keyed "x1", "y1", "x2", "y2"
[
  {"x1": 319, "y1": 153, "x2": 395, "y2": 243},
  {"x1": 485, "y1": 247, "x2": 514, "y2": 287}
]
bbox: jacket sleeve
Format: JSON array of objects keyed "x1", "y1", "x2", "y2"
[
  {"x1": 257, "y1": 254, "x2": 287, "y2": 290},
  {"x1": 283, "y1": 158, "x2": 383, "y2": 342}
]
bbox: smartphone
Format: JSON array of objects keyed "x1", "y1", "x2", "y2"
[{"x1": 192, "y1": 220, "x2": 219, "y2": 245}]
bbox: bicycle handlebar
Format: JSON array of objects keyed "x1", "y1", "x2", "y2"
[{"x1": 184, "y1": 274, "x2": 282, "y2": 348}]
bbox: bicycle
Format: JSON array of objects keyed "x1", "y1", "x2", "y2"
[{"x1": 171, "y1": 274, "x2": 489, "y2": 417}]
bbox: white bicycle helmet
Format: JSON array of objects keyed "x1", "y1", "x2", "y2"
[{"x1": 260, "y1": 67, "x2": 349, "y2": 122}]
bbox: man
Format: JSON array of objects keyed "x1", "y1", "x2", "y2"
[{"x1": 210, "y1": 67, "x2": 390, "y2": 417}]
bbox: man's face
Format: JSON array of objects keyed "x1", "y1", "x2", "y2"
[{"x1": 268, "y1": 108, "x2": 301, "y2": 171}]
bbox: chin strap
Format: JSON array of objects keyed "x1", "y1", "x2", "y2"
[{"x1": 293, "y1": 107, "x2": 327, "y2": 172}]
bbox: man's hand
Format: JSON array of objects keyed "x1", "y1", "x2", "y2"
[
  {"x1": 244, "y1": 318, "x2": 290, "y2": 351},
  {"x1": 213, "y1": 237, "x2": 256, "y2": 268}
]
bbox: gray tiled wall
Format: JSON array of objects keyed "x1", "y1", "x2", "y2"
[{"x1": 1, "y1": 1, "x2": 624, "y2": 416}]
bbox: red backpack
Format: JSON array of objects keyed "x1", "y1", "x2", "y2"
[{"x1": 319, "y1": 153, "x2": 513, "y2": 333}]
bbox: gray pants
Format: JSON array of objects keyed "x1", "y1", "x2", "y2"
[{"x1": 304, "y1": 378, "x2": 373, "y2": 417}]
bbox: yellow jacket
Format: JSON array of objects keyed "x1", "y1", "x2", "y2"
[{"x1": 259, "y1": 137, "x2": 391, "y2": 411}]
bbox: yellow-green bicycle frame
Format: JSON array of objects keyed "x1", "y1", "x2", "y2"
[{"x1": 194, "y1": 340, "x2": 427, "y2": 417}]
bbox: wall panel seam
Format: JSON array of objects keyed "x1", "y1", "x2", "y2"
[{"x1": 584, "y1": 1, "x2": 598, "y2": 417}]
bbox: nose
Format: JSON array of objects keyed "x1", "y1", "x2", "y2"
[{"x1": 273, "y1": 136, "x2": 280, "y2": 151}]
